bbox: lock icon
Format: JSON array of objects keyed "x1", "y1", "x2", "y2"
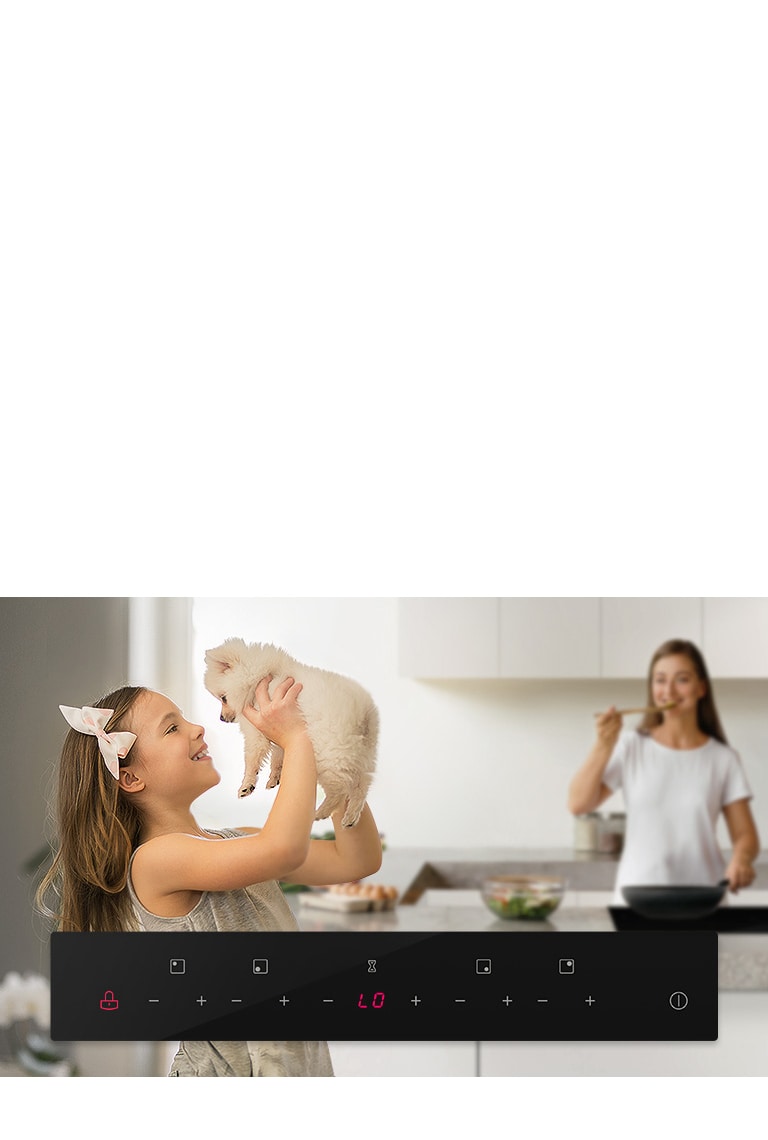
[{"x1": 99, "y1": 990, "x2": 119, "y2": 1011}]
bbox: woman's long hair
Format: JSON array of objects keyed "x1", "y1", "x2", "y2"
[
  {"x1": 637, "y1": 639, "x2": 727, "y2": 743},
  {"x1": 36, "y1": 686, "x2": 149, "y2": 932}
]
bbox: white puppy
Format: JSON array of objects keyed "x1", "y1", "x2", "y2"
[{"x1": 203, "y1": 637, "x2": 378, "y2": 828}]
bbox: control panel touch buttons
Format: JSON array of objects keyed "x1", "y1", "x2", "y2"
[{"x1": 50, "y1": 931, "x2": 717, "y2": 1042}]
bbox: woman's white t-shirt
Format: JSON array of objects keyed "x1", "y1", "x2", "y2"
[{"x1": 603, "y1": 730, "x2": 752, "y2": 903}]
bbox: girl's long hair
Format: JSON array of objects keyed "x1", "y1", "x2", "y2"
[
  {"x1": 637, "y1": 639, "x2": 727, "y2": 744},
  {"x1": 36, "y1": 686, "x2": 149, "y2": 932}
]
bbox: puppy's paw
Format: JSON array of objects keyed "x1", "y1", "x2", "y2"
[
  {"x1": 341, "y1": 797, "x2": 365, "y2": 828},
  {"x1": 265, "y1": 748, "x2": 284, "y2": 791},
  {"x1": 238, "y1": 782, "x2": 256, "y2": 798},
  {"x1": 265, "y1": 760, "x2": 282, "y2": 790}
]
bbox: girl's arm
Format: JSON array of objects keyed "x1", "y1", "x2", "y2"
[
  {"x1": 722, "y1": 798, "x2": 760, "y2": 891},
  {"x1": 567, "y1": 707, "x2": 622, "y2": 815},
  {"x1": 281, "y1": 803, "x2": 383, "y2": 886},
  {"x1": 132, "y1": 676, "x2": 318, "y2": 896}
]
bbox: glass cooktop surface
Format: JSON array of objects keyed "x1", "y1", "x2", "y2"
[{"x1": 609, "y1": 906, "x2": 768, "y2": 932}]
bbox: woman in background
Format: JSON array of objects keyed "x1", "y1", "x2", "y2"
[{"x1": 568, "y1": 638, "x2": 759, "y2": 903}]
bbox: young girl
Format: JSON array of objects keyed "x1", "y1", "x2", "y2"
[
  {"x1": 568, "y1": 638, "x2": 760, "y2": 904},
  {"x1": 38, "y1": 674, "x2": 383, "y2": 1076}
]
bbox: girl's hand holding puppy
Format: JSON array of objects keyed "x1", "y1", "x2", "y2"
[{"x1": 242, "y1": 676, "x2": 308, "y2": 748}]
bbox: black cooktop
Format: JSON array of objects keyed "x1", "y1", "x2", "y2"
[{"x1": 609, "y1": 906, "x2": 768, "y2": 932}]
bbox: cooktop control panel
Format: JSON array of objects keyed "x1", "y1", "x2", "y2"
[{"x1": 51, "y1": 931, "x2": 717, "y2": 1041}]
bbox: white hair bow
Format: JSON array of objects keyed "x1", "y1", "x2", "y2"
[{"x1": 59, "y1": 705, "x2": 137, "y2": 779}]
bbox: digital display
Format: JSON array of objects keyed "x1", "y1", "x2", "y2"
[{"x1": 358, "y1": 992, "x2": 386, "y2": 1008}]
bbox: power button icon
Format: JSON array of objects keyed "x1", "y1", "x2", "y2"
[{"x1": 669, "y1": 992, "x2": 688, "y2": 1010}]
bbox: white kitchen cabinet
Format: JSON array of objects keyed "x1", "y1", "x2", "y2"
[
  {"x1": 600, "y1": 598, "x2": 703, "y2": 678},
  {"x1": 398, "y1": 597, "x2": 599, "y2": 679},
  {"x1": 703, "y1": 598, "x2": 768, "y2": 677},
  {"x1": 500, "y1": 598, "x2": 600, "y2": 677},
  {"x1": 397, "y1": 598, "x2": 499, "y2": 678},
  {"x1": 399, "y1": 597, "x2": 768, "y2": 680},
  {"x1": 327, "y1": 1040, "x2": 477, "y2": 1077}
]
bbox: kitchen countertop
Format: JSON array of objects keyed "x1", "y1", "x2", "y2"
[
  {"x1": 366, "y1": 846, "x2": 768, "y2": 899},
  {"x1": 287, "y1": 847, "x2": 768, "y2": 991}
]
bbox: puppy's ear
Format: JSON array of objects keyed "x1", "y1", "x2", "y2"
[
  {"x1": 205, "y1": 647, "x2": 233, "y2": 673},
  {"x1": 206, "y1": 637, "x2": 247, "y2": 673}
]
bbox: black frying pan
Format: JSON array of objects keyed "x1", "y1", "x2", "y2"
[{"x1": 621, "y1": 880, "x2": 729, "y2": 921}]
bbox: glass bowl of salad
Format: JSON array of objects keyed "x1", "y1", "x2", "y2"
[{"x1": 481, "y1": 875, "x2": 566, "y2": 921}]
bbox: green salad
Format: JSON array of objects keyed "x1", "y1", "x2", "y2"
[{"x1": 485, "y1": 893, "x2": 560, "y2": 920}]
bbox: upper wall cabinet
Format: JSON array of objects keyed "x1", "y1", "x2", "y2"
[
  {"x1": 500, "y1": 598, "x2": 600, "y2": 677},
  {"x1": 397, "y1": 598, "x2": 499, "y2": 678},
  {"x1": 398, "y1": 598, "x2": 600, "y2": 679},
  {"x1": 601, "y1": 598, "x2": 703, "y2": 678},
  {"x1": 703, "y1": 598, "x2": 768, "y2": 678},
  {"x1": 398, "y1": 598, "x2": 768, "y2": 679}
]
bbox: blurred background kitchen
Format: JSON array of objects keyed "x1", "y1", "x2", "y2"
[{"x1": 3, "y1": 597, "x2": 767, "y2": 1076}]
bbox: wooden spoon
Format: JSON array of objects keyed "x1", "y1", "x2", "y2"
[{"x1": 594, "y1": 701, "x2": 678, "y2": 716}]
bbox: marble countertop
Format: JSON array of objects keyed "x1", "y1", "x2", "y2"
[{"x1": 366, "y1": 846, "x2": 768, "y2": 898}]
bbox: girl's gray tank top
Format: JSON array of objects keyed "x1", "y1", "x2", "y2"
[{"x1": 127, "y1": 828, "x2": 333, "y2": 1076}]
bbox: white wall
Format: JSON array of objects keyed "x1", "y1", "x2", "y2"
[{"x1": 188, "y1": 598, "x2": 768, "y2": 851}]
